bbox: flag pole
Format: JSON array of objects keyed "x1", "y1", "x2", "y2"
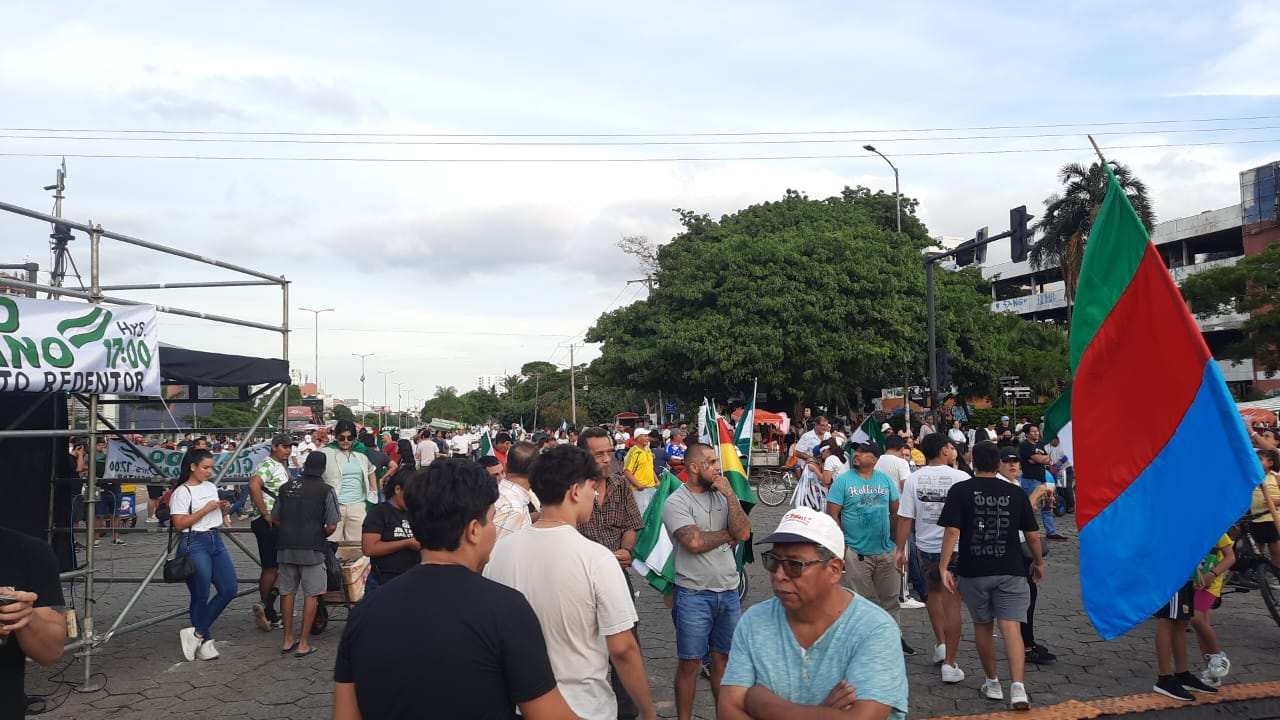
[{"x1": 1088, "y1": 135, "x2": 1106, "y2": 164}]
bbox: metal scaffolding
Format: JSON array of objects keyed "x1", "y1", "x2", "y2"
[{"x1": 0, "y1": 198, "x2": 290, "y2": 691}]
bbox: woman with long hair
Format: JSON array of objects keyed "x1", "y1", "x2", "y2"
[{"x1": 169, "y1": 448, "x2": 235, "y2": 661}]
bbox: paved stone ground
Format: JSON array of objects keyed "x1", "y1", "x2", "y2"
[{"x1": 26, "y1": 495, "x2": 1280, "y2": 719}]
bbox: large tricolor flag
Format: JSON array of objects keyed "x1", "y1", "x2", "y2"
[
  {"x1": 848, "y1": 415, "x2": 887, "y2": 452},
  {"x1": 1070, "y1": 163, "x2": 1261, "y2": 639}
]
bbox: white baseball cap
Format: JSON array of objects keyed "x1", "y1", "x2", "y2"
[
  {"x1": 633, "y1": 427, "x2": 649, "y2": 436},
  {"x1": 758, "y1": 506, "x2": 844, "y2": 558}
]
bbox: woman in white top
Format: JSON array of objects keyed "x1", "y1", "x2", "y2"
[{"x1": 169, "y1": 448, "x2": 235, "y2": 662}]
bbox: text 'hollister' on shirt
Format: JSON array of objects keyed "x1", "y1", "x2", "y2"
[{"x1": 827, "y1": 468, "x2": 899, "y2": 555}]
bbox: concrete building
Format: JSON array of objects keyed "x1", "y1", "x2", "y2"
[
  {"x1": 477, "y1": 374, "x2": 502, "y2": 391},
  {"x1": 983, "y1": 160, "x2": 1280, "y2": 394}
]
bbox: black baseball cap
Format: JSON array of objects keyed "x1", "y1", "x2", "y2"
[
  {"x1": 998, "y1": 448, "x2": 1020, "y2": 463},
  {"x1": 854, "y1": 443, "x2": 881, "y2": 457},
  {"x1": 271, "y1": 433, "x2": 293, "y2": 447}
]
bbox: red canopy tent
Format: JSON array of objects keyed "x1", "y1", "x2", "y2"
[
  {"x1": 731, "y1": 408, "x2": 787, "y2": 426},
  {"x1": 1241, "y1": 407, "x2": 1277, "y2": 426}
]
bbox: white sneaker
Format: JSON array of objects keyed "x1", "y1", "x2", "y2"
[
  {"x1": 980, "y1": 679, "x2": 1003, "y2": 701},
  {"x1": 1010, "y1": 682, "x2": 1030, "y2": 711},
  {"x1": 1199, "y1": 669, "x2": 1222, "y2": 688},
  {"x1": 144, "y1": 516, "x2": 159, "y2": 524},
  {"x1": 900, "y1": 597, "x2": 926, "y2": 609},
  {"x1": 179, "y1": 627, "x2": 200, "y2": 661},
  {"x1": 196, "y1": 639, "x2": 219, "y2": 660},
  {"x1": 941, "y1": 663, "x2": 965, "y2": 683},
  {"x1": 1206, "y1": 652, "x2": 1230, "y2": 679},
  {"x1": 933, "y1": 644, "x2": 947, "y2": 665}
]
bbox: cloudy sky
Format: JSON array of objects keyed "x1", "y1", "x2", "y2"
[{"x1": 2, "y1": 0, "x2": 1278, "y2": 409}]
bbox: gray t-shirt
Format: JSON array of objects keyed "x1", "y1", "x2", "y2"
[
  {"x1": 272, "y1": 486, "x2": 341, "y2": 566},
  {"x1": 662, "y1": 485, "x2": 739, "y2": 592}
]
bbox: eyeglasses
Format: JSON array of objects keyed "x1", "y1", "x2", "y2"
[
  {"x1": 761, "y1": 551, "x2": 830, "y2": 578},
  {"x1": 337, "y1": 434, "x2": 354, "y2": 441}
]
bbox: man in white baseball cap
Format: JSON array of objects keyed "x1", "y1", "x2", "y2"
[{"x1": 718, "y1": 507, "x2": 908, "y2": 720}]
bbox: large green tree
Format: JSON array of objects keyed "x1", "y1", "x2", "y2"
[
  {"x1": 1030, "y1": 161, "x2": 1155, "y2": 306},
  {"x1": 586, "y1": 188, "x2": 1053, "y2": 412},
  {"x1": 1181, "y1": 243, "x2": 1280, "y2": 375}
]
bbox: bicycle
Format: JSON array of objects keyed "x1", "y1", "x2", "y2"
[
  {"x1": 753, "y1": 467, "x2": 796, "y2": 507},
  {"x1": 1220, "y1": 512, "x2": 1280, "y2": 630}
]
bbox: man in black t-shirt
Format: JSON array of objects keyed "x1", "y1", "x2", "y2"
[
  {"x1": 1018, "y1": 425, "x2": 1063, "y2": 540},
  {"x1": 333, "y1": 459, "x2": 576, "y2": 720},
  {"x1": 1, "y1": 528, "x2": 66, "y2": 718},
  {"x1": 938, "y1": 442, "x2": 1043, "y2": 711}
]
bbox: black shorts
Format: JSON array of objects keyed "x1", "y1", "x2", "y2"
[
  {"x1": 1249, "y1": 521, "x2": 1280, "y2": 546},
  {"x1": 147, "y1": 484, "x2": 166, "y2": 499},
  {"x1": 1151, "y1": 582, "x2": 1195, "y2": 621},
  {"x1": 251, "y1": 517, "x2": 279, "y2": 569}
]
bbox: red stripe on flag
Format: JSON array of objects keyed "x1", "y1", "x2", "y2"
[{"x1": 1073, "y1": 246, "x2": 1210, "y2": 528}]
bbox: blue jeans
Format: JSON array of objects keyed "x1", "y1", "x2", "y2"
[
  {"x1": 1020, "y1": 477, "x2": 1056, "y2": 536},
  {"x1": 671, "y1": 586, "x2": 741, "y2": 660},
  {"x1": 177, "y1": 530, "x2": 237, "y2": 639}
]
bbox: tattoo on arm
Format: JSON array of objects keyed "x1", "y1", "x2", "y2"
[
  {"x1": 673, "y1": 525, "x2": 734, "y2": 554},
  {"x1": 725, "y1": 497, "x2": 751, "y2": 540}
]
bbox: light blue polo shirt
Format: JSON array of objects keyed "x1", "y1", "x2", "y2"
[
  {"x1": 827, "y1": 468, "x2": 900, "y2": 555},
  {"x1": 723, "y1": 590, "x2": 907, "y2": 719}
]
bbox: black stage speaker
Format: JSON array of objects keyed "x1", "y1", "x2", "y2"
[{"x1": 0, "y1": 392, "x2": 75, "y2": 571}]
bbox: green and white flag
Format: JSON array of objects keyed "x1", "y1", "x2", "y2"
[
  {"x1": 631, "y1": 471, "x2": 684, "y2": 594},
  {"x1": 1043, "y1": 388, "x2": 1073, "y2": 460},
  {"x1": 478, "y1": 429, "x2": 495, "y2": 457},
  {"x1": 733, "y1": 380, "x2": 757, "y2": 459},
  {"x1": 848, "y1": 416, "x2": 886, "y2": 452}
]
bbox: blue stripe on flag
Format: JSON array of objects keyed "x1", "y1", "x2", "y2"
[{"x1": 1079, "y1": 362, "x2": 1261, "y2": 639}]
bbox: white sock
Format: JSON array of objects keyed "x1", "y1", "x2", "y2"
[
  {"x1": 1011, "y1": 681, "x2": 1025, "y2": 690},
  {"x1": 986, "y1": 677, "x2": 999, "y2": 685}
]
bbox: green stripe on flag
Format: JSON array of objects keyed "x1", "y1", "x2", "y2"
[{"x1": 1069, "y1": 166, "x2": 1150, "y2": 370}]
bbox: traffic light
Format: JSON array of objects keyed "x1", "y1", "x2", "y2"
[
  {"x1": 936, "y1": 347, "x2": 952, "y2": 389},
  {"x1": 955, "y1": 227, "x2": 989, "y2": 267},
  {"x1": 1010, "y1": 205, "x2": 1033, "y2": 263}
]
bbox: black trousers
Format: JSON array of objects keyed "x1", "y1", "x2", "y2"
[
  {"x1": 1020, "y1": 562, "x2": 1038, "y2": 647},
  {"x1": 609, "y1": 570, "x2": 639, "y2": 719}
]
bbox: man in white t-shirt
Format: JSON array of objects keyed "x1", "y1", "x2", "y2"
[
  {"x1": 876, "y1": 435, "x2": 926, "y2": 610},
  {"x1": 415, "y1": 429, "x2": 439, "y2": 467},
  {"x1": 449, "y1": 431, "x2": 470, "y2": 458},
  {"x1": 893, "y1": 432, "x2": 970, "y2": 684},
  {"x1": 613, "y1": 427, "x2": 631, "y2": 461},
  {"x1": 794, "y1": 416, "x2": 832, "y2": 465},
  {"x1": 485, "y1": 445, "x2": 657, "y2": 720}
]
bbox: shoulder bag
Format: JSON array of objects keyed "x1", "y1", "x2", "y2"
[{"x1": 163, "y1": 486, "x2": 196, "y2": 583}]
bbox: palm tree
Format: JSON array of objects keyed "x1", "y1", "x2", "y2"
[{"x1": 1030, "y1": 161, "x2": 1155, "y2": 308}]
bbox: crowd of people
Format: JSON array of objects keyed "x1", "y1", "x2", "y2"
[{"x1": 5, "y1": 408, "x2": 1280, "y2": 719}]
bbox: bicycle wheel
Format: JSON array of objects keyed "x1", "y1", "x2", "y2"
[
  {"x1": 737, "y1": 568, "x2": 749, "y2": 603},
  {"x1": 756, "y1": 472, "x2": 791, "y2": 507},
  {"x1": 1258, "y1": 561, "x2": 1280, "y2": 630}
]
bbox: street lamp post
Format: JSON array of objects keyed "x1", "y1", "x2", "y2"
[
  {"x1": 352, "y1": 353, "x2": 374, "y2": 425},
  {"x1": 298, "y1": 307, "x2": 334, "y2": 391},
  {"x1": 379, "y1": 370, "x2": 395, "y2": 429},
  {"x1": 864, "y1": 144, "x2": 910, "y2": 436},
  {"x1": 394, "y1": 381, "x2": 404, "y2": 427}
]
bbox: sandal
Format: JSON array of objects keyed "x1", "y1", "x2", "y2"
[
  {"x1": 295, "y1": 647, "x2": 319, "y2": 658},
  {"x1": 280, "y1": 641, "x2": 299, "y2": 655}
]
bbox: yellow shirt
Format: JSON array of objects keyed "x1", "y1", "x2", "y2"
[
  {"x1": 910, "y1": 448, "x2": 925, "y2": 467},
  {"x1": 1251, "y1": 471, "x2": 1280, "y2": 523},
  {"x1": 623, "y1": 444, "x2": 657, "y2": 489},
  {"x1": 1195, "y1": 534, "x2": 1233, "y2": 597}
]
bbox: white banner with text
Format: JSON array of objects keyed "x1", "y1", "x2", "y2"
[{"x1": 0, "y1": 296, "x2": 160, "y2": 395}]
